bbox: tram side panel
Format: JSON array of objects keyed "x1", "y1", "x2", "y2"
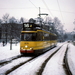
[{"x1": 20, "y1": 30, "x2": 57, "y2": 54}]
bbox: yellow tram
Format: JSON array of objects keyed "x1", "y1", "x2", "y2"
[{"x1": 20, "y1": 19, "x2": 57, "y2": 55}]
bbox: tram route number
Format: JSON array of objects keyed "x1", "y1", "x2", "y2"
[{"x1": 24, "y1": 24, "x2": 32, "y2": 28}]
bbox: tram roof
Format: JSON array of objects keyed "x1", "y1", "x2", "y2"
[{"x1": 22, "y1": 22, "x2": 57, "y2": 36}]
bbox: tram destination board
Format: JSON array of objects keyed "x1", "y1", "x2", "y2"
[{"x1": 23, "y1": 23, "x2": 34, "y2": 31}]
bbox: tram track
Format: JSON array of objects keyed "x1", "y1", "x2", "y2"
[
  {"x1": 8, "y1": 45, "x2": 63, "y2": 75},
  {"x1": 36, "y1": 44, "x2": 64, "y2": 75},
  {"x1": 63, "y1": 44, "x2": 72, "y2": 75},
  {"x1": 5, "y1": 56, "x2": 36, "y2": 75},
  {"x1": 0, "y1": 53, "x2": 37, "y2": 68},
  {"x1": 0, "y1": 55, "x2": 22, "y2": 67},
  {"x1": 0, "y1": 54, "x2": 40, "y2": 75},
  {"x1": 5, "y1": 45, "x2": 63, "y2": 75},
  {"x1": 0, "y1": 43, "x2": 66, "y2": 75},
  {"x1": 38, "y1": 43, "x2": 72, "y2": 75}
]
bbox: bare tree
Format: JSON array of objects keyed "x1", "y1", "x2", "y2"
[
  {"x1": 44, "y1": 16, "x2": 53, "y2": 24},
  {"x1": 2, "y1": 13, "x2": 9, "y2": 23},
  {"x1": 0, "y1": 19, "x2": 2, "y2": 41},
  {"x1": 9, "y1": 17, "x2": 17, "y2": 23},
  {"x1": 0, "y1": 19, "x2": 2, "y2": 24},
  {"x1": 53, "y1": 17, "x2": 64, "y2": 41},
  {"x1": 20, "y1": 17, "x2": 28, "y2": 24},
  {"x1": 20, "y1": 17, "x2": 25, "y2": 23},
  {"x1": 2, "y1": 13, "x2": 9, "y2": 44}
]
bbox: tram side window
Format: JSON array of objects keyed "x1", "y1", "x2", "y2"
[
  {"x1": 50, "y1": 35, "x2": 57, "y2": 40},
  {"x1": 36, "y1": 32, "x2": 43, "y2": 41},
  {"x1": 53, "y1": 36, "x2": 57, "y2": 40},
  {"x1": 49, "y1": 35, "x2": 53, "y2": 40},
  {"x1": 21, "y1": 33, "x2": 37, "y2": 41},
  {"x1": 32, "y1": 33, "x2": 37, "y2": 41},
  {"x1": 43, "y1": 33, "x2": 50, "y2": 41}
]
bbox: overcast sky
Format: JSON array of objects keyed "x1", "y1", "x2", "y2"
[{"x1": 0, "y1": 0, "x2": 75, "y2": 32}]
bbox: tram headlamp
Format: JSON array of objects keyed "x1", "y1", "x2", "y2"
[
  {"x1": 21, "y1": 47, "x2": 25, "y2": 50},
  {"x1": 21, "y1": 47, "x2": 23, "y2": 50},
  {"x1": 30, "y1": 48, "x2": 33, "y2": 50},
  {"x1": 21, "y1": 47, "x2": 24, "y2": 50},
  {"x1": 25, "y1": 45, "x2": 28, "y2": 48}
]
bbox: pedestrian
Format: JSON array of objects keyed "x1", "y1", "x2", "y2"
[{"x1": 3, "y1": 41, "x2": 5, "y2": 46}]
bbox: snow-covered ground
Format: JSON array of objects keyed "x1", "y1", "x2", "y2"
[
  {"x1": 42, "y1": 43, "x2": 75, "y2": 75},
  {"x1": 0, "y1": 42, "x2": 75, "y2": 75},
  {"x1": 0, "y1": 43, "x2": 20, "y2": 60},
  {"x1": 8, "y1": 43, "x2": 64, "y2": 75},
  {"x1": 67, "y1": 43, "x2": 75, "y2": 75}
]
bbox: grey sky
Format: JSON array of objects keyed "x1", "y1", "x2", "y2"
[{"x1": 0, "y1": 0, "x2": 75, "y2": 32}]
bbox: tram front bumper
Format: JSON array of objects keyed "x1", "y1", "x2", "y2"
[{"x1": 20, "y1": 49, "x2": 34, "y2": 53}]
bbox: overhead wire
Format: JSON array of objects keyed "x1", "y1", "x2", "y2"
[
  {"x1": 29, "y1": 0, "x2": 38, "y2": 9},
  {"x1": 0, "y1": 7, "x2": 75, "y2": 15},
  {"x1": 42, "y1": 0, "x2": 54, "y2": 18},
  {"x1": 0, "y1": 7, "x2": 38, "y2": 9},
  {"x1": 51, "y1": 9, "x2": 75, "y2": 14},
  {"x1": 56, "y1": 0, "x2": 64, "y2": 23}
]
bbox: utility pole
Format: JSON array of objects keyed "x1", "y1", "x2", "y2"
[
  {"x1": 10, "y1": 24, "x2": 12, "y2": 50},
  {"x1": 39, "y1": 7, "x2": 41, "y2": 17},
  {"x1": 6, "y1": 23, "x2": 7, "y2": 44}
]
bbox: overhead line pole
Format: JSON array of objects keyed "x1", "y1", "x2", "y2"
[
  {"x1": 39, "y1": 7, "x2": 41, "y2": 17},
  {"x1": 38, "y1": 7, "x2": 48, "y2": 17},
  {"x1": 38, "y1": 7, "x2": 48, "y2": 29}
]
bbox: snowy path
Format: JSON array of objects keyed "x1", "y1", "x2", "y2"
[{"x1": 42, "y1": 44, "x2": 68, "y2": 75}]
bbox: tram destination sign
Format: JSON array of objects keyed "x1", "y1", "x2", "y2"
[
  {"x1": 23, "y1": 23, "x2": 34, "y2": 30},
  {"x1": 23, "y1": 23, "x2": 33, "y2": 28}
]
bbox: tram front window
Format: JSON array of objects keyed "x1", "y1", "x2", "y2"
[{"x1": 21, "y1": 33, "x2": 37, "y2": 41}]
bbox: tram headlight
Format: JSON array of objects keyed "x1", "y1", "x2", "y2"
[
  {"x1": 21, "y1": 47, "x2": 25, "y2": 50},
  {"x1": 30, "y1": 48, "x2": 33, "y2": 50},
  {"x1": 25, "y1": 45, "x2": 28, "y2": 48},
  {"x1": 21, "y1": 47, "x2": 23, "y2": 50}
]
